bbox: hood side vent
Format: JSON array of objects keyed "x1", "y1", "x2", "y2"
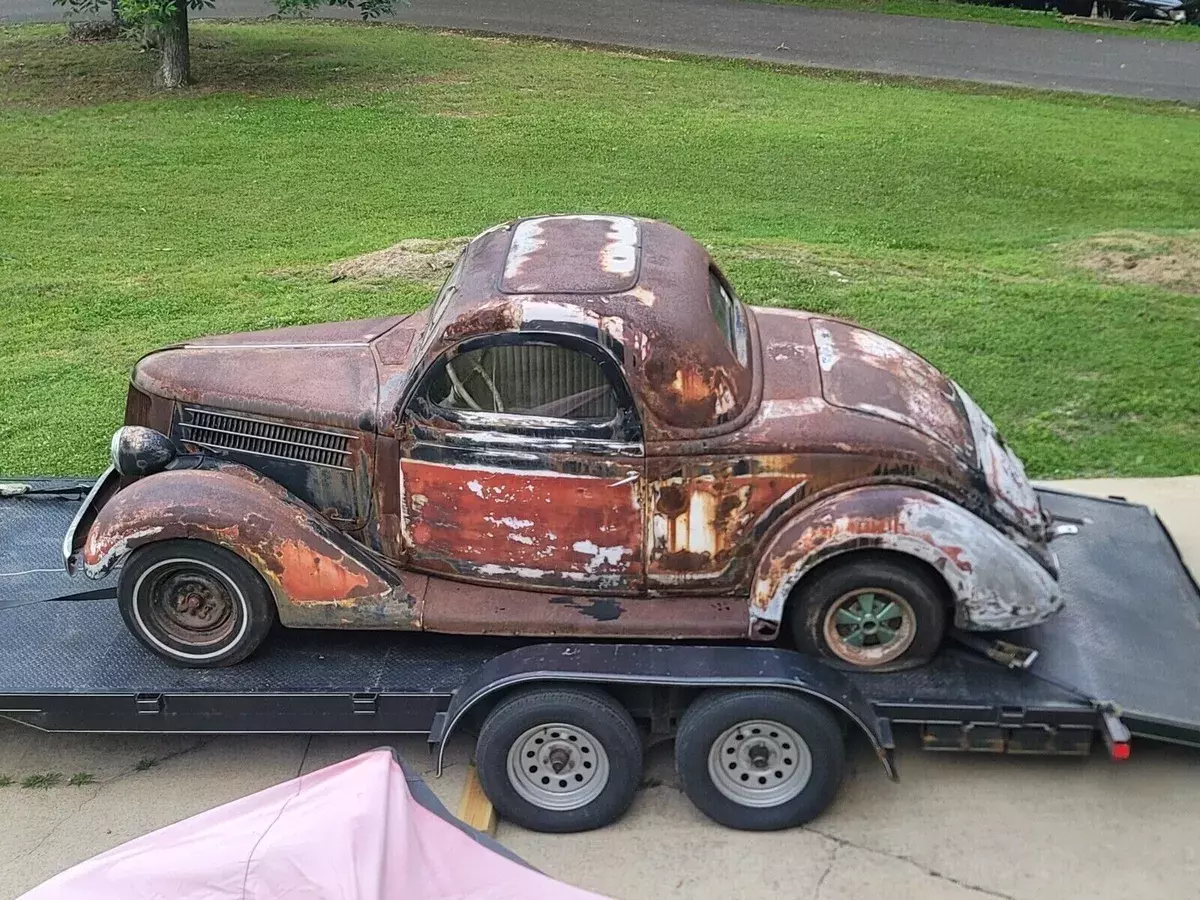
[{"x1": 179, "y1": 408, "x2": 352, "y2": 470}]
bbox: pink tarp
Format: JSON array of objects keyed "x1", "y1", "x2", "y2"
[{"x1": 21, "y1": 748, "x2": 608, "y2": 900}]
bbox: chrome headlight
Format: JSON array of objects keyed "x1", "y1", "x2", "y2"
[{"x1": 110, "y1": 426, "x2": 176, "y2": 477}]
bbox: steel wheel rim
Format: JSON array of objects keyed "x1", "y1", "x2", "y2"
[
  {"x1": 822, "y1": 587, "x2": 916, "y2": 667},
  {"x1": 506, "y1": 722, "x2": 610, "y2": 811},
  {"x1": 707, "y1": 719, "x2": 813, "y2": 808},
  {"x1": 132, "y1": 558, "x2": 249, "y2": 660}
]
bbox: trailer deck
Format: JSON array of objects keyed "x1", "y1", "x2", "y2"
[{"x1": 1, "y1": 482, "x2": 1198, "y2": 758}]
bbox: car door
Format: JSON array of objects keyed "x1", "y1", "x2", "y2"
[{"x1": 398, "y1": 333, "x2": 645, "y2": 594}]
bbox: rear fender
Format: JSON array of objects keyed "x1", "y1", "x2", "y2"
[
  {"x1": 82, "y1": 463, "x2": 423, "y2": 629},
  {"x1": 749, "y1": 486, "x2": 1061, "y2": 636}
]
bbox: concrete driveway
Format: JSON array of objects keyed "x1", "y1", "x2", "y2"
[{"x1": 2, "y1": 476, "x2": 1199, "y2": 900}]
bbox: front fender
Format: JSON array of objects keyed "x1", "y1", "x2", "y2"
[
  {"x1": 82, "y1": 463, "x2": 423, "y2": 629},
  {"x1": 749, "y1": 486, "x2": 1062, "y2": 636}
]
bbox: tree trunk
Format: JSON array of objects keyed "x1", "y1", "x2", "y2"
[{"x1": 155, "y1": 1, "x2": 190, "y2": 89}]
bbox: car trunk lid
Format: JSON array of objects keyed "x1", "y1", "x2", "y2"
[{"x1": 810, "y1": 318, "x2": 974, "y2": 455}]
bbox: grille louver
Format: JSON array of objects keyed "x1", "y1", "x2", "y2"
[{"x1": 179, "y1": 408, "x2": 352, "y2": 470}]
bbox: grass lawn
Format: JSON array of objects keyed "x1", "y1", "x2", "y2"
[
  {"x1": 754, "y1": 0, "x2": 1200, "y2": 41},
  {"x1": 1, "y1": 22, "x2": 1197, "y2": 479}
]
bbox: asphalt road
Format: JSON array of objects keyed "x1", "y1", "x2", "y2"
[{"x1": 4, "y1": 0, "x2": 1200, "y2": 101}]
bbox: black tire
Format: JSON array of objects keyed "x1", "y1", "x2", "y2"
[
  {"x1": 118, "y1": 540, "x2": 277, "y2": 668},
  {"x1": 675, "y1": 689, "x2": 844, "y2": 831},
  {"x1": 474, "y1": 686, "x2": 644, "y2": 833},
  {"x1": 790, "y1": 555, "x2": 947, "y2": 672}
]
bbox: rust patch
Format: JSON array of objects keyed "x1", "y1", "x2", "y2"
[
  {"x1": 400, "y1": 458, "x2": 643, "y2": 592},
  {"x1": 811, "y1": 318, "x2": 971, "y2": 452},
  {"x1": 647, "y1": 458, "x2": 809, "y2": 589},
  {"x1": 440, "y1": 299, "x2": 522, "y2": 342},
  {"x1": 423, "y1": 576, "x2": 748, "y2": 638},
  {"x1": 274, "y1": 538, "x2": 371, "y2": 603},
  {"x1": 420, "y1": 217, "x2": 753, "y2": 439},
  {"x1": 81, "y1": 463, "x2": 423, "y2": 629},
  {"x1": 748, "y1": 485, "x2": 1061, "y2": 637},
  {"x1": 501, "y1": 216, "x2": 640, "y2": 294}
]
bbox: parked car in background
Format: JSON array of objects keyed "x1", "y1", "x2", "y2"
[{"x1": 65, "y1": 215, "x2": 1067, "y2": 671}]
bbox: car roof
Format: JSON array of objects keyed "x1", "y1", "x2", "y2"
[{"x1": 419, "y1": 215, "x2": 754, "y2": 436}]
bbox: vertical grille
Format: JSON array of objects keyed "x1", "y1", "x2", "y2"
[{"x1": 179, "y1": 408, "x2": 352, "y2": 470}]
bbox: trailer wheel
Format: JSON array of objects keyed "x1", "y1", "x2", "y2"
[
  {"x1": 118, "y1": 540, "x2": 276, "y2": 668},
  {"x1": 791, "y1": 555, "x2": 946, "y2": 672},
  {"x1": 675, "y1": 689, "x2": 844, "y2": 831},
  {"x1": 474, "y1": 686, "x2": 643, "y2": 833}
]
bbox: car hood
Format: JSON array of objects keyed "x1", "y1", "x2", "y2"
[
  {"x1": 809, "y1": 318, "x2": 974, "y2": 455},
  {"x1": 132, "y1": 316, "x2": 414, "y2": 431}
]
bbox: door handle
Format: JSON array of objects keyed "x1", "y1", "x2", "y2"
[{"x1": 609, "y1": 471, "x2": 639, "y2": 488}]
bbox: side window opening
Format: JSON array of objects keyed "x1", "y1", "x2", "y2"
[
  {"x1": 425, "y1": 342, "x2": 620, "y2": 424},
  {"x1": 708, "y1": 268, "x2": 748, "y2": 367}
]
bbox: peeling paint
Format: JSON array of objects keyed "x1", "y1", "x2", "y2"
[
  {"x1": 504, "y1": 218, "x2": 547, "y2": 283},
  {"x1": 759, "y1": 398, "x2": 826, "y2": 419},
  {"x1": 811, "y1": 318, "x2": 971, "y2": 452},
  {"x1": 83, "y1": 525, "x2": 164, "y2": 578},
  {"x1": 572, "y1": 539, "x2": 632, "y2": 572},
  {"x1": 812, "y1": 323, "x2": 839, "y2": 372},
  {"x1": 79, "y1": 463, "x2": 422, "y2": 630},
  {"x1": 627, "y1": 285, "x2": 656, "y2": 307},
  {"x1": 401, "y1": 458, "x2": 642, "y2": 590},
  {"x1": 749, "y1": 486, "x2": 1061, "y2": 636},
  {"x1": 598, "y1": 217, "x2": 639, "y2": 277}
]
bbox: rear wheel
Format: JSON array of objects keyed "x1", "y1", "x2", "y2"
[
  {"x1": 474, "y1": 686, "x2": 644, "y2": 833},
  {"x1": 675, "y1": 689, "x2": 844, "y2": 831},
  {"x1": 118, "y1": 540, "x2": 276, "y2": 668},
  {"x1": 790, "y1": 555, "x2": 946, "y2": 672}
]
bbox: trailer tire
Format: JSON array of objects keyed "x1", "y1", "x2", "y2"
[
  {"x1": 475, "y1": 686, "x2": 643, "y2": 833},
  {"x1": 675, "y1": 689, "x2": 844, "y2": 831},
  {"x1": 118, "y1": 540, "x2": 276, "y2": 668}
]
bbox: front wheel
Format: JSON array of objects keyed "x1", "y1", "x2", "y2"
[
  {"x1": 474, "y1": 686, "x2": 644, "y2": 833},
  {"x1": 675, "y1": 689, "x2": 844, "y2": 831},
  {"x1": 118, "y1": 540, "x2": 277, "y2": 668},
  {"x1": 790, "y1": 555, "x2": 947, "y2": 672}
]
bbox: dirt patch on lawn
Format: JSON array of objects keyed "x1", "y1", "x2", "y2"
[
  {"x1": 329, "y1": 237, "x2": 469, "y2": 284},
  {"x1": 1069, "y1": 231, "x2": 1200, "y2": 295}
]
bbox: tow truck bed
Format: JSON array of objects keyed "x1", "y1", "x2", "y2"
[{"x1": 1, "y1": 483, "x2": 1197, "y2": 755}]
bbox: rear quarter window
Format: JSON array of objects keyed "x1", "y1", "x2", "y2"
[{"x1": 708, "y1": 268, "x2": 748, "y2": 367}]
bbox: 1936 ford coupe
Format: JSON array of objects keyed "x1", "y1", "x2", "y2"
[{"x1": 65, "y1": 215, "x2": 1064, "y2": 670}]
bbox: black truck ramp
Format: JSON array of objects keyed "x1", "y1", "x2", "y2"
[
  {"x1": 1, "y1": 479, "x2": 1199, "y2": 757},
  {"x1": 1019, "y1": 488, "x2": 1200, "y2": 746}
]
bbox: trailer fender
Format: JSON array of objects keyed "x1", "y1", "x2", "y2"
[
  {"x1": 81, "y1": 463, "x2": 422, "y2": 628},
  {"x1": 428, "y1": 642, "x2": 897, "y2": 779},
  {"x1": 750, "y1": 486, "x2": 1062, "y2": 635}
]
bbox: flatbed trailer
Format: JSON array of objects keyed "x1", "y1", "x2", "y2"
[{"x1": 2, "y1": 482, "x2": 1198, "y2": 831}]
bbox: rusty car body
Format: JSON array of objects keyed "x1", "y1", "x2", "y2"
[{"x1": 65, "y1": 215, "x2": 1066, "y2": 669}]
